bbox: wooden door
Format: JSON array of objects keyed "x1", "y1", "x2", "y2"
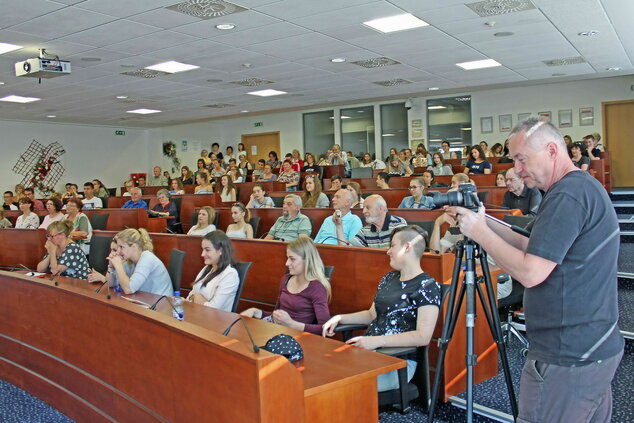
[
  {"x1": 241, "y1": 131, "x2": 280, "y2": 163},
  {"x1": 603, "y1": 100, "x2": 634, "y2": 187}
]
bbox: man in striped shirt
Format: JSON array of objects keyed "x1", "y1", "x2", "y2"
[{"x1": 349, "y1": 195, "x2": 406, "y2": 248}]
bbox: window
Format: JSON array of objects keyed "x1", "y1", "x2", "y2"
[
  {"x1": 427, "y1": 96, "x2": 471, "y2": 157},
  {"x1": 340, "y1": 106, "x2": 374, "y2": 157},
  {"x1": 380, "y1": 103, "x2": 408, "y2": 160},
  {"x1": 303, "y1": 110, "x2": 334, "y2": 159}
]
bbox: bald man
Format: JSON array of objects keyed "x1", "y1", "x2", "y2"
[
  {"x1": 501, "y1": 168, "x2": 542, "y2": 216},
  {"x1": 454, "y1": 118, "x2": 623, "y2": 423},
  {"x1": 314, "y1": 189, "x2": 362, "y2": 245},
  {"x1": 348, "y1": 195, "x2": 406, "y2": 248}
]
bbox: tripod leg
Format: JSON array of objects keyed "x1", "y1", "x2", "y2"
[
  {"x1": 463, "y1": 242, "x2": 477, "y2": 423},
  {"x1": 478, "y1": 251, "x2": 519, "y2": 421}
]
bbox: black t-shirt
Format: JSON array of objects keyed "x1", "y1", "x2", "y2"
[
  {"x1": 501, "y1": 185, "x2": 542, "y2": 216},
  {"x1": 572, "y1": 155, "x2": 590, "y2": 169},
  {"x1": 526, "y1": 170, "x2": 623, "y2": 365}
]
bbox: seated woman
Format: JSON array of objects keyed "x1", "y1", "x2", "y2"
[
  {"x1": 180, "y1": 166, "x2": 194, "y2": 185},
  {"x1": 360, "y1": 153, "x2": 374, "y2": 168},
  {"x1": 15, "y1": 198, "x2": 39, "y2": 229},
  {"x1": 92, "y1": 179, "x2": 109, "y2": 197},
  {"x1": 386, "y1": 154, "x2": 413, "y2": 176},
  {"x1": 412, "y1": 144, "x2": 432, "y2": 168},
  {"x1": 570, "y1": 142, "x2": 590, "y2": 171},
  {"x1": 194, "y1": 171, "x2": 215, "y2": 194},
  {"x1": 227, "y1": 167, "x2": 243, "y2": 184},
  {"x1": 237, "y1": 142, "x2": 247, "y2": 160},
  {"x1": 14, "y1": 184, "x2": 25, "y2": 202},
  {"x1": 87, "y1": 239, "x2": 131, "y2": 292},
  {"x1": 346, "y1": 181, "x2": 364, "y2": 208},
  {"x1": 109, "y1": 228, "x2": 173, "y2": 296},
  {"x1": 226, "y1": 203, "x2": 254, "y2": 239},
  {"x1": 188, "y1": 206, "x2": 216, "y2": 236},
  {"x1": 65, "y1": 198, "x2": 93, "y2": 256},
  {"x1": 39, "y1": 197, "x2": 65, "y2": 229},
  {"x1": 217, "y1": 174, "x2": 237, "y2": 202},
  {"x1": 322, "y1": 225, "x2": 440, "y2": 391},
  {"x1": 36, "y1": 220, "x2": 89, "y2": 279},
  {"x1": 463, "y1": 145, "x2": 492, "y2": 174},
  {"x1": 0, "y1": 210, "x2": 13, "y2": 228},
  {"x1": 242, "y1": 237, "x2": 331, "y2": 335},
  {"x1": 302, "y1": 153, "x2": 321, "y2": 173},
  {"x1": 266, "y1": 151, "x2": 282, "y2": 169},
  {"x1": 169, "y1": 178, "x2": 185, "y2": 195},
  {"x1": 257, "y1": 164, "x2": 277, "y2": 182},
  {"x1": 246, "y1": 184, "x2": 274, "y2": 208},
  {"x1": 193, "y1": 159, "x2": 207, "y2": 182},
  {"x1": 277, "y1": 160, "x2": 300, "y2": 191},
  {"x1": 151, "y1": 189, "x2": 180, "y2": 233},
  {"x1": 429, "y1": 173, "x2": 471, "y2": 254},
  {"x1": 430, "y1": 152, "x2": 453, "y2": 176},
  {"x1": 399, "y1": 177, "x2": 435, "y2": 209},
  {"x1": 496, "y1": 170, "x2": 507, "y2": 187},
  {"x1": 488, "y1": 143, "x2": 504, "y2": 158},
  {"x1": 210, "y1": 159, "x2": 226, "y2": 179},
  {"x1": 186, "y1": 231, "x2": 239, "y2": 312},
  {"x1": 237, "y1": 154, "x2": 252, "y2": 176},
  {"x1": 302, "y1": 175, "x2": 329, "y2": 208}
]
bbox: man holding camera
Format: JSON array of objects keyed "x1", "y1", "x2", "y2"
[{"x1": 453, "y1": 118, "x2": 623, "y2": 423}]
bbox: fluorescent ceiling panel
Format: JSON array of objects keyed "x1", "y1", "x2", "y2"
[
  {"x1": 456, "y1": 59, "x2": 501, "y2": 70},
  {"x1": 247, "y1": 89, "x2": 287, "y2": 97},
  {"x1": 126, "y1": 108, "x2": 162, "y2": 114},
  {"x1": 0, "y1": 95, "x2": 40, "y2": 103},
  {"x1": 145, "y1": 60, "x2": 200, "y2": 73},
  {"x1": 363, "y1": 14, "x2": 429, "y2": 34},
  {"x1": 0, "y1": 42, "x2": 22, "y2": 55}
]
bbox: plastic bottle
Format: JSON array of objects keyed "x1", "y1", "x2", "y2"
[{"x1": 172, "y1": 291, "x2": 184, "y2": 320}]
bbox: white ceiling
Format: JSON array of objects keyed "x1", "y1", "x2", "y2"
[{"x1": 0, "y1": 0, "x2": 632, "y2": 127}]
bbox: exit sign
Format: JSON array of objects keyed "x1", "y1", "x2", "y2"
[
  {"x1": 254, "y1": 122, "x2": 263, "y2": 127},
  {"x1": 114, "y1": 130, "x2": 126, "y2": 136}
]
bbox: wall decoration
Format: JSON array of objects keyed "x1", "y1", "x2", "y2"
[
  {"x1": 181, "y1": 140, "x2": 188, "y2": 152},
  {"x1": 579, "y1": 107, "x2": 594, "y2": 126},
  {"x1": 163, "y1": 141, "x2": 181, "y2": 169},
  {"x1": 518, "y1": 113, "x2": 531, "y2": 122},
  {"x1": 411, "y1": 119, "x2": 422, "y2": 128},
  {"x1": 480, "y1": 116, "x2": 493, "y2": 133},
  {"x1": 538, "y1": 111, "x2": 551, "y2": 122},
  {"x1": 558, "y1": 109, "x2": 573, "y2": 128},
  {"x1": 412, "y1": 129, "x2": 423, "y2": 139},
  {"x1": 499, "y1": 114, "x2": 512, "y2": 132},
  {"x1": 13, "y1": 140, "x2": 66, "y2": 196}
]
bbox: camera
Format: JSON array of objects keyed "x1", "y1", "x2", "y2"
[
  {"x1": 432, "y1": 183, "x2": 480, "y2": 212},
  {"x1": 405, "y1": 98, "x2": 413, "y2": 110}
]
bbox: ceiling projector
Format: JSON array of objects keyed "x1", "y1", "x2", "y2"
[{"x1": 15, "y1": 57, "x2": 71, "y2": 78}]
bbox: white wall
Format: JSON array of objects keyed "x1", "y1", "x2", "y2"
[{"x1": 0, "y1": 120, "x2": 150, "y2": 194}]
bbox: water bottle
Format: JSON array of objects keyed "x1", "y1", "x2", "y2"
[{"x1": 172, "y1": 291, "x2": 184, "y2": 321}]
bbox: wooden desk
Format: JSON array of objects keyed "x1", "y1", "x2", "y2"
[
  {"x1": 323, "y1": 174, "x2": 500, "y2": 190},
  {"x1": 0, "y1": 271, "x2": 401, "y2": 423}
]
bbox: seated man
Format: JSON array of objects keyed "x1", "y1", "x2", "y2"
[
  {"x1": 376, "y1": 172, "x2": 391, "y2": 189},
  {"x1": 348, "y1": 195, "x2": 406, "y2": 248},
  {"x1": 265, "y1": 194, "x2": 312, "y2": 241},
  {"x1": 148, "y1": 166, "x2": 168, "y2": 186},
  {"x1": 3, "y1": 191, "x2": 17, "y2": 210},
  {"x1": 137, "y1": 176, "x2": 147, "y2": 188},
  {"x1": 329, "y1": 175, "x2": 343, "y2": 191},
  {"x1": 82, "y1": 182, "x2": 103, "y2": 209},
  {"x1": 583, "y1": 134, "x2": 602, "y2": 160},
  {"x1": 399, "y1": 177, "x2": 435, "y2": 209},
  {"x1": 24, "y1": 188, "x2": 45, "y2": 211},
  {"x1": 121, "y1": 187, "x2": 148, "y2": 209},
  {"x1": 315, "y1": 189, "x2": 363, "y2": 245},
  {"x1": 122, "y1": 180, "x2": 134, "y2": 197},
  {"x1": 502, "y1": 168, "x2": 542, "y2": 216}
]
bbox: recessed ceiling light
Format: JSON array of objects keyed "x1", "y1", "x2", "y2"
[
  {"x1": 579, "y1": 30, "x2": 599, "y2": 36},
  {"x1": 382, "y1": 133, "x2": 395, "y2": 137},
  {"x1": 240, "y1": 110, "x2": 249, "y2": 113},
  {"x1": 241, "y1": 63, "x2": 252, "y2": 68},
  {"x1": 363, "y1": 13, "x2": 429, "y2": 33},
  {"x1": 0, "y1": 42, "x2": 22, "y2": 55},
  {"x1": 247, "y1": 89, "x2": 287, "y2": 97},
  {"x1": 428, "y1": 105, "x2": 447, "y2": 110},
  {"x1": 47, "y1": 115, "x2": 56, "y2": 118},
  {"x1": 116, "y1": 95, "x2": 128, "y2": 99},
  {"x1": 461, "y1": 127, "x2": 472, "y2": 131},
  {"x1": 126, "y1": 108, "x2": 162, "y2": 114},
  {"x1": 428, "y1": 87, "x2": 439, "y2": 91},
  {"x1": 0, "y1": 82, "x2": 5, "y2": 86},
  {"x1": 341, "y1": 116, "x2": 351, "y2": 119},
  {"x1": 456, "y1": 59, "x2": 501, "y2": 70},
  {"x1": 215, "y1": 23, "x2": 236, "y2": 30},
  {"x1": 606, "y1": 67, "x2": 621, "y2": 71},
  {"x1": 330, "y1": 58, "x2": 346, "y2": 63},
  {"x1": 145, "y1": 60, "x2": 199, "y2": 74},
  {"x1": 494, "y1": 32, "x2": 514, "y2": 37},
  {"x1": 0, "y1": 95, "x2": 40, "y2": 103}
]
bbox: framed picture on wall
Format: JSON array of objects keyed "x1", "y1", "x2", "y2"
[
  {"x1": 499, "y1": 114, "x2": 512, "y2": 132},
  {"x1": 518, "y1": 112, "x2": 531, "y2": 122},
  {"x1": 481, "y1": 116, "x2": 493, "y2": 134},
  {"x1": 558, "y1": 109, "x2": 573, "y2": 128},
  {"x1": 411, "y1": 119, "x2": 422, "y2": 128},
  {"x1": 538, "y1": 111, "x2": 552, "y2": 122},
  {"x1": 412, "y1": 129, "x2": 423, "y2": 139},
  {"x1": 579, "y1": 107, "x2": 594, "y2": 126}
]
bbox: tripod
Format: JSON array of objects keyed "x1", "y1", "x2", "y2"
[{"x1": 428, "y1": 238, "x2": 518, "y2": 423}]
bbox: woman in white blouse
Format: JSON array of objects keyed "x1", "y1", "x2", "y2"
[
  {"x1": 187, "y1": 206, "x2": 216, "y2": 236},
  {"x1": 39, "y1": 197, "x2": 65, "y2": 229},
  {"x1": 187, "y1": 231, "x2": 240, "y2": 312},
  {"x1": 15, "y1": 198, "x2": 39, "y2": 229}
]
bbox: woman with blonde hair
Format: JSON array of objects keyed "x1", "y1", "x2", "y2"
[
  {"x1": 37, "y1": 220, "x2": 89, "y2": 279},
  {"x1": 109, "y1": 228, "x2": 172, "y2": 296},
  {"x1": 346, "y1": 181, "x2": 364, "y2": 208},
  {"x1": 226, "y1": 202, "x2": 253, "y2": 239},
  {"x1": 241, "y1": 237, "x2": 331, "y2": 335},
  {"x1": 302, "y1": 175, "x2": 329, "y2": 208},
  {"x1": 188, "y1": 206, "x2": 216, "y2": 236},
  {"x1": 194, "y1": 171, "x2": 214, "y2": 194},
  {"x1": 386, "y1": 154, "x2": 413, "y2": 176}
]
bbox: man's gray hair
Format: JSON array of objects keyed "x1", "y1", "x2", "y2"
[
  {"x1": 367, "y1": 194, "x2": 387, "y2": 210},
  {"x1": 131, "y1": 187, "x2": 142, "y2": 195},
  {"x1": 157, "y1": 189, "x2": 170, "y2": 198},
  {"x1": 509, "y1": 117, "x2": 566, "y2": 150},
  {"x1": 285, "y1": 193, "x2": 302, "y2": 208}
]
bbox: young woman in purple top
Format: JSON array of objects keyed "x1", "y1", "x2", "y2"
[{"x1": 241, "y1": 237, "x2": 331, "y2": 335}]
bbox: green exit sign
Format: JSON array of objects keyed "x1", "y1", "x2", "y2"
[
  {"x1": 254, "y1": 122, "x2": 263, "y2": 127},
  {"x1": 114, "y1": 130, "x2": 126, "y2": 136}
]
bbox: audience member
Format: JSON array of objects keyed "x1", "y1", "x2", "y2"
[
  {"x1": 266, "y1": 151, "x2": 282, "y2": 169},
  {"x1": 148, "y1": 166, "x2": 168, "y2": 186},
  {"x1": 210, "y1": 143, "x2": 223, "y2": 162},
  {"x1": 422, "y1": 169, "x2": 446, "y2": 189},
  {"x1": 92, "y1": 179, "x2": 109, "y2": 197},
  {"x1": 39, "y1": 198, "x2": 65, "y2": 229},
  {"x1": 110, "y1": 228, "x2": 172, "y2": 296},
  {"x1": 180, "y1": 166, "x2": 194, "y2": 185},
  {"x1": 225, "y1": 145, "x2": 236, "y2": 162},
  {"x1": 194, "y1": 171, "x2": 214, "y2": 194},
  {"x1": 323, "y1": 225, "x2": 440, "y2": 392},
  {"x1": 302, "y1": 175, "x2": 329, "y2": 208},
  {"x1": 3, "y1": 191, "x2": 17, "y2": 210},
  {"x1": 216, "y1": 174, "x2": 236, "y2": 202},
  {"x1": 488, "y1": 143, "x2": 504, "y2": 157},
  {"x1": 258, "y1": 163, "x2": 278, "y2": 182},
  {"x1": 151, "y1": 189, "x2": 180, "y2": 233},
  {"x1": 327, "y1": 144, "x2": 348, "y2": 173},
  {"x1": 237, "y1": 154, "x2": 252, "y2": 176},
  {"x1": 210, "y1": 159, "x2": 226, "y2": 179},
  {"x1": 242, "y1": 237, "x2": 331, "y2": 335},
  {"x1": 265, "y1": 194, "x2": 312, "y2": 241},
  {"x1": 347, "y1": 151, "x2": 360, "y2": 169},
  {"x1": 479, "y1": 141, "x2": 489, "y2": 154},
  {"x1": 440, "y1": 140, "x2": 457, "y2": 159},
  {"x1": 65, "y1": 198, "x2": 93, "y2": 256},
  {"x1": 501, "y1": 168, "x2": 542, "y2": 216},
  {"x1": 386, "y1": 154, "x2": 413, "y2": 176},
  {"x1": 0, "y1": 210, "x2": 12, "y2": 228},
  {"x1": 87, "y1": 239, "x2": 130, "y2": 292},
  {"x1": 399, "y1": 177, "x2": 435, "y2": 209},
  {"x1": 82, "y1": 182, "x2": 103, "y2": 209},
  {"x1": 24, "y1": 188, "x2": 45, "y2": 211},
  {"x1": 563, "y1": 135, "x2": 573, "y2": 146},
  {"x1": 346, "y1": 181, "x2": 364, "y2": 208},
  {"x1": 61, "y1": 183, "x2": 73, "y2": 199},
  {"x1": 226, "y1": 203, "x2": 254, "y2": 239},
  {"x1": 122, "y1": 187, "x2": 148, "y2": 209},
  {"x1": 252, "y1": 159, "x2": 266, "y2": 179},
  {"x1": 430, "y1": 153, "x2": 453, "y2": 176},
  {"x1": 315, "y1": 189, "x2": 363, "y2": 245},
  {"x1": 376, "y1": 172, "x2": 391, "y2": 189},
  {"x1": 237, "y1": 143, "x2": 247, "y2": 160},
  {"x1": 36, "y1": 220, "x2": 89, "y2": 279},
  {"x1": 349, "y1": 195, "x2": 406, "y2": 248},
  {"x1": 200, "y1": 149, "x2": 211, "y2": 166},
  {"x1": 169, "y1": 178, "x2": 185, "y2": 195},
  {"x1": 187, "y1": 206, "x2": 216, "y2": 236},
  {"x1": 187, "y1": 231, "x2": 239, "y2": 312},
  {"x1": 463, "y1": 145, "x2": 492, "y2": 174},
  {"x1": 570, "y1": 142, "x2": 590, "y2": 171},
  {"x1": 302, "y1": 153, "x2": 320, "y2": 173},
  {"x1": 496, "y1": 170, "x2": 507, "y2": 187},
  {"x1": 14, "y1": 184, "x2": 25, "y2": 201},
  {"x1": 194, "y1": 159, "x2": 207, "y2": 181},
  {"x1": 291, "y1": 149, "x2": 304, "y2": 170},
  {"x1": 15, "y1": 198, "x2": 39, "y2": 229},
  {"x1": 583, "y1": 134, "x2": 602, "y2": 160},
  {"x1": 429, "y1": 174, "x2": 471, "y2": 253},
  {"x1": 137, "y1": 176, "x2": 147, "y2": 187},
  {"x1": 247, "y1": 184, "x2": 274, "y2": 208},
  {"x1": 122, "y1": 180, "x2": 134, "y2": 197},
  {"x1": 277, "y1": 160, "x2": 300, "y2": 191},
  {"x1": 329, "y1": 175, "x2": 343, "y2": 191}
]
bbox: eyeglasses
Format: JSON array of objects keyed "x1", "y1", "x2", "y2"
[
  {"x1": 46, "y1": 232, "x2": 63, "y2": 239},
  {"x1": 408, "y1": 185, "x2": 422, "y2": 190}
]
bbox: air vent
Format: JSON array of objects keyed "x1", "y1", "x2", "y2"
[
  {"x1": 542, "y1": 57, "x2": 586, "y2": 66},
  {"x1": 121, "y1": 69, "x2": 166, "y2": 78},
  {"x1": 351, "y1": 57, "x2": 401, "y2": 68},
  {"x1": 204, "y1": 103, "x2": 235, "y2": 108},
  {"x1": 229, "y1": 77, "x2": 274, "y2": 86},
  {"x1": 166, "y1": 0, "x2": 247, "y2": 19},
  {"x1": 466, "y1": 0, "x2": 535, "y2": 17},
  {"x1": 373, "y1": 79, "x2": 413, "y2": 86}
]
